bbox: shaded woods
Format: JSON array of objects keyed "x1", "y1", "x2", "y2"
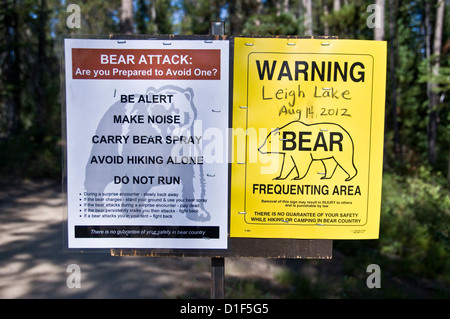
[{"x1": 0, "y1": 0, "x2": 448, "y2": 297}]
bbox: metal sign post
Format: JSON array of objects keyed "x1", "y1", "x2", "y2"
[
  {"x1": 210, "y1": 21, "x2": 226, "y2": 300},
  {"x1": 211, "y1": 257, "x2": 225, "y2": 299}
]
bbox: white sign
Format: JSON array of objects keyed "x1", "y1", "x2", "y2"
[{"x1": 64, "y1": 38, "x2": 229, "y2": 249}]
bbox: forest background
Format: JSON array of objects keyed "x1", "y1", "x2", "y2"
[{"x1": 0, "y1": 0, "x2": 448, "y2": 298}]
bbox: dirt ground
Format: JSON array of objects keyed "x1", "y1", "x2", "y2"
[
  {"x1": 1, "y1": 179, "x2": 444, "y2": 299},
  {"x1": 0, "y1": 179, "x2": 289, "y2": 299}
]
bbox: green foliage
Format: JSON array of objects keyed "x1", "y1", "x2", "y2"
[
  {"x1": 180, "y1": 0, "x2": 224, "y2": 35},
  {"x1": 136, "y1": 0, "x2": 174, "y2": 34},
  {"x1": 50, "y1": 0, "x2": 121, "y2": 35},
  {"x1": 276, "y1": 268, "x2": 330, "y2": 298},
  {"x1": 322, "y1": 2, "x2": 370, "y2": 39},
  {"x1": 380, "y1": 169, "x2": 450, "y2": 282},
  {"x1": 381, "y1": 0, "x2": 450, "y2": 176},
  {"x1": 0, "y1": 129, "x2": 61, "y2": 179},
  {"x1": 225, "y1": 277, "x2": 279, "y2": 299},
  {"x1": 0, "y1": 0, "x2": 62, "y2": 180},
  {"x1": 242, "y1": 13, "x2": 300, "y2": 36}
]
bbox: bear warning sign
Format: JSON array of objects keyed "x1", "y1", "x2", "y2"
[
  {"x1": 64, "y1": 38, "x2": 229, "y2": 249},
  {"x1": 230, "y1": 38, "x2": 386, "y2": 239}
]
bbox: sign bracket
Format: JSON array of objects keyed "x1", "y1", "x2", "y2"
[{"x1": 209, "y1": 21, "x2": 226, "y2": 300}]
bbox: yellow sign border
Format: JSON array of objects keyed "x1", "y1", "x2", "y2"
[{"x1": 230, "y1": 38, "x2": 386, "y2": 239}]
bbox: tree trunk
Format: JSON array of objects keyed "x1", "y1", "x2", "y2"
[
  {"x1": 228, "y1": 0, "x2": 243, "y2": 36},
  {"x1": 4, "y1": 0, "x2": 23, "y2": 135},
  {"x1": 388, "y1": 0, "x2": 400, "y2": 161},
  {"x1": 283, "y1": 0, "x2": 289, "y2": 13},
  {"x1": 323, "y1": 0, "x2": 329, "y2": 36},
  {"x1": 302, "y1": 0, "x2": 312, "y2": 36},
  {"x1": 374, "y1": 0, "x2": 385, "y2": 40},
  {"x1": 120, "y1": 0, "x2": 134, "y2": 34},
  {"x1": 35, "y1": 0, "x2": 47, "y2": 134},
  {"x1": 333, "y1": 0, "x2": 341, "y2": 11},
  {"x1": 428, "y1": 0, "x2": 445, "y2": 166}
]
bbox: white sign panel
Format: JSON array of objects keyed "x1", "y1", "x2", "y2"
[{"x1": 64, "y1": 38, "x2": 229, "y2": 249}]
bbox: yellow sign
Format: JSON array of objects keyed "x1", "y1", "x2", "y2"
[{"x1": 230, "y1": 38, "x2": 386, "y2": 239}]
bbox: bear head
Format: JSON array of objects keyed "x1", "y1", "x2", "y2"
[{"x1": 258, "y1": 128, "x2": 281, "y2": 154}]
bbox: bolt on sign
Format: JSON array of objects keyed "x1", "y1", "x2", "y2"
[
  {"x1": 64, "y1": 38, "x2": 229, "y2": 249},
  {"x1": 230, "y1": 38, "x2": 387, "y2": 239}
]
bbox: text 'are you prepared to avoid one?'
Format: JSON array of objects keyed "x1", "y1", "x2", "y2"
[{"x1": 71, "y1": 48, "x2": 221, "y2": 80}]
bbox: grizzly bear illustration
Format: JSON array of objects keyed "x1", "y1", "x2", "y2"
[
  {"x1": 258, "y1": 121, "x2": 357, "y2": 181},
  {"x1": 84, "y1": 85, "x2": 209, "y2": 222}
]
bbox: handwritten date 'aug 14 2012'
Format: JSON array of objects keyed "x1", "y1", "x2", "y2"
[{"x1": 261, "y1": 85, "x2": 352, "y2": 118}]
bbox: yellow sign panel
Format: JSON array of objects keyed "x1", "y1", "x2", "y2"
[{"x1": 230, "y1": 38, "x2": 386, "y2": 239}]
